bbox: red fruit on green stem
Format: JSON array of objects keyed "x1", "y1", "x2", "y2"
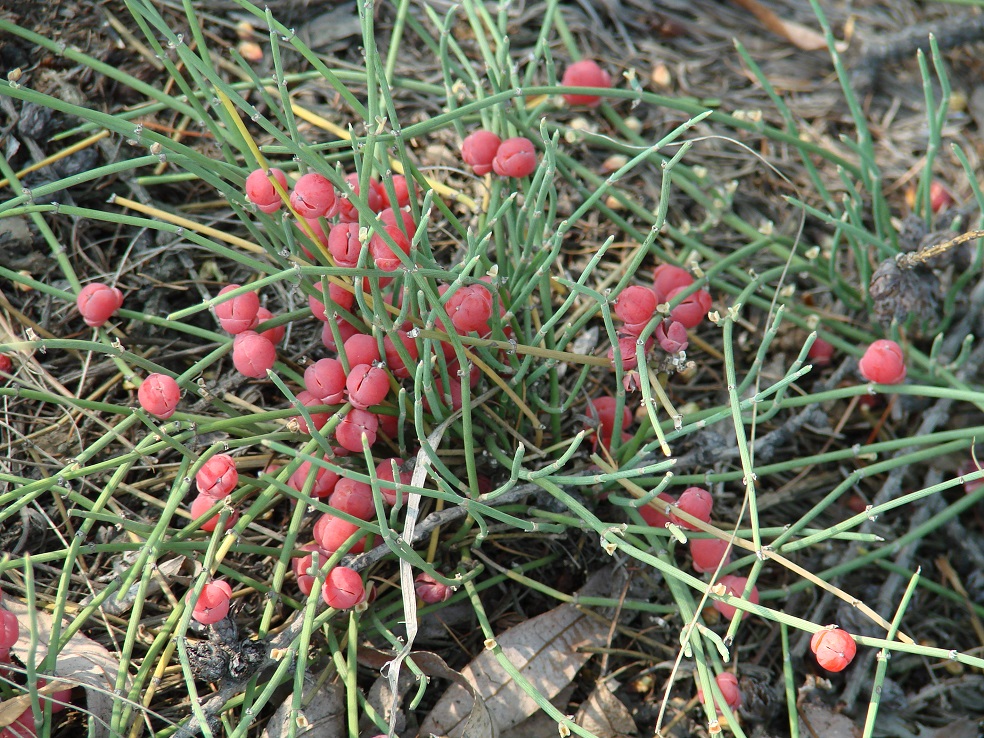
[
  {"x1": 447, "y1": 285, "x2": 494, "y2": 334},
  {"x1": 327, "y1": 222, "x2": 363, "y2": 267},
  {"x1": 639, "y1": 492, "x2": 676, "y2": 528},
  {"x1": 196, "y1": 454, "x2": 238, "y2": 499},
  {"x1": 810, "y1": 626, "x2": 857, "y2": 672},
  {"x1": 138, "y1": 373, "x2": 181, "y2": 419},
  {"x1": 561, "y1": 59, "x2": 612, "y2": 107},
  {"x1": 493, "y1": 137, "x2": 537, "y2": 178},
  {"x1": 313, "y1": 512, "x2": 365, "y2": 553},
  {"x1": 929, "y1": 180, "x2": 954, "y2": 213},
  {"x1": 652, "y1": 264, "x2": 693, "y2": 303},
  {"x1": 77, "y1": 282, "x2": 124, "y2": 328},
  {"x1": 375, "y1": 457, "x2": 411, "y2": 505},
  {"x1": 289, "y1": 457, "x2": 339, "y2": 498},
  {"x1": 342, "y1": 333, "x2": 381, "y2": 367},
  {"x1": 614, "y1": 285, "x2": 657, "y2": 328},
  {"x1": 807, "y1": 336, "x2": 834, "y2": 367},
  {"x1": 668, "y1": 286, "x2": 711, "y2": 330},
  {"x1": 304, "y1": 358, "x2": 347, "y2": 403},
  {"x1": 337, "y1": 173, "x2": 385, "y2": 222},
  {"x1": 321, "y1": 317, "x2": 360, "y2": 351},
  {"x1": 191, "y1": 580, "x2": 233, "y2": 625},
  {"x1": 461, "y1": 130, "x2": 502, "y2": 176},
  {"x1": 0, "y1": 710, "x2": 35, "y2": 738},
  {"x1": 232, "y1": 331, "x2": 277, "y2": 378},
  {"x1": 383, "y1": 330, "x2": 420, "y2": 379},
  {"x1": 322, "y1": 566, "x2": 366, "y2": 609},
  {"x1": 330, "y1": 478, "x2": 375, "y2": 520},
  {"x1": 254, "y1": 306, "x2": 285, "y2": 346},
  {"x1": 383, "y1": 174, "x2": 414, "y2": 209},
  {"x1": 0, "y1": 354, "x2": 12, "y2": 374},
  {"x1": 245, "y1": 167, "x2": 288, "y2": 213},
  {"x1": 415, "y1": 572, "x2": 453, "y2": 604},
  {"x1": 858, "y1": 339, "x2": 906, "y2": 384},
  {"x1": 215, "y1": 284, "x2": 260, "y2": 334},
  {"x1": 346, "y1": 363, "x2": 390, "y2": 410},
  {"x1": 189, "y1": 493, "x2": 239, "y2": 533},
  {"x1": 711, "y1": 574, "x2": 758, "y2": 621},
  {"x1": 0, "y1": 609, "x2": 18, "y2": 649},
  {"x1": 335, "y1": 408, "x2": 379, "y2": 452},
  {"x1": 670, "y1": 486, "x2": 713, "y2": 530},
  {"x1": 690, "y1": 537, "x2": 731, "y2": 573},
  {"x1": 586, "y1": 397, "x2": 632, "y2": 438},
  {"x1": 655, "y1": 320, "x2": 688, "y2": 353},
  {"x1": 697, "y1": 672, "x2": 742, "y2": 710},
  {"x1": 289, "y1": 172, "x2": 336, "y2": 219},
  {"x1": 293, "y1": 390, "x2": 330, "y2": 433}
]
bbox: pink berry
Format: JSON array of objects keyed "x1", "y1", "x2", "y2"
[
  {"x1": 369, "y1": 224, "x2": 412, "y2": 271},
  {"x1": 328, "y1": 222, "x2": 363, "y2": 267},
  {"x1": 330, "y1": 478, "x2": 375, "y2": 520},
  {"x1": 290, "y1": 172, "x2": 337, "y2": 219},
  {"x1": 37, "y1": 678, "x2": 72, "y2": 714},
  {"x1": 492, "y1": 137, "x2": 537, "y2": 178},
  {"x1": 414, "y1": 572, "x2": 453, "y2": 604},
  {"x1": 232, "y1": 331, "x2": 277, "y2": 378},
  {"x1": 138, "y1": 373, "x2": 181, "y2": 419},
  {"x1": 382, "y1": 330, "x2": 419, "y2": 379},
  {"x1": 0, "y1": 710, "x2": 35, "y2": 738},
  {"x1": 337, "y1": 173, "x2": 385, "y2": 222},
  {"x1": 0, "y1": 354, "x2": 12, "y2": 374},
  {"x1": 383, "y1": 175, "x2": 414, "y2": 209},
  {"x1": 346, "y1": 363, "x2": 390, "y2": 410},
  {"x1": 77, "y1": 282, "x2": 124, "y2": 328},
  {"x1": 191, "y1": 580, "x2": 232, "y2": 625},
  {"x1": 321, "y1": 566, "x2": 365, "y2": 609},
  {"x1": 655, "y1": 320, "x2": 688, "y2": 353},
  {"x1": 652, "y1": 264, "x2": 694, "y2": 303},
  {"x1": 196, "y1": 454, "x2": 238, "y2": 499},
  {"x1": 639, "y1": 492, "x2": 676, "y2": 528},
  {"x1": 615, "y1": 285, "x2": 657, "y2": 327},
  {"x1": 321, "y1": 317, "x2": 360, "y2": 351},
  {"x1": 461, "y1": 130, "x2": 502, "y2": 175},
  {"x1": 375, "y1": 457, "x2": 410, "y2": 505},
  {"x1": 215, "y1": 284, "x2": 260, "y2": 335},
  {"x1": 698, "y1": 672, "x2": 742, "y2": 710},
  {"x1": 668, "y1": 286, "x2": 711, "y2": 330},
  {"x1": 690, "y1": 537, "x2": 731, "y2": 574},
  {"x1": 293, "y1": 390, "x2": 330, "y2": 433},
  {"x1": 254, "y1": 307, "x2": 285, "y2": 346},
  {"x1": 858, "y1": 339, "x2": 906, "y2": 384},
  {"x1": 929, "y1": 180, "x2": 954, "y2": 213},
  {"x1": 245, "y1": 167, "x2": 288, "y2": 212},
  {"x1": 586, "y1": 397, "x2": 632, "y2": 438},
  {"x1": 608, "y1": 334, "x2": 641, "y2": 371},
  {"x1": 446, "y1": 285, "x2": 494, "y2": 334},
  {"x1": 305, "y1": 358, "x2": 347, "y2": 402},
  {"x1": 560, "y1": 59, "x2": 612, "y2": 107},
  {"x1": 670, "y1": 486, "x2": 713, "y2": 530},
  {"x1": 342, "y1": 334, "x2": 381, "y2": 367},
  {"x1": 292, "y1": 543, "x2": 329, "y2": 596},
  {"x1": 189, "y1": 494, "x2": 239, "y2": 533},
  {"x1": 313, "y1": 512, "x2": 365, "y2": 553},
  {"x1": 0, "y1": 610, "x2": 18, "y2": 649},
  {"x1": 810, "y1": 627, "x2": 857, "y2": 672},
  {"x1": 807, "y1": 337, "x2": 834, "y2": 367},
  {"x1": 289, "y1": 457, "x2": 339, "y2": 498},
  {"x1": 334, "y1": 408, "x2": 379, "y2": 452},
  {"x1": 712, "y1": 574, "x2": 759, "y2": 621}
]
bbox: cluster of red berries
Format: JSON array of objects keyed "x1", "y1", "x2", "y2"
[
  {"x1": 461, "y1": 131, "x2": 538, "y2": 178},
  {"x1": 189, "y1": 453, "x2": 241, "y2": 533}
]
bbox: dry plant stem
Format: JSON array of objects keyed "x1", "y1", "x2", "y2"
[{"x1": 895, "y1": 229, "x2": 984, "y2": 269}]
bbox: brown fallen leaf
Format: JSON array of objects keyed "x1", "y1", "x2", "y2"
[
  {"x1": 420, "y1": 567, "x2": 617, "y2": 737},
  {"x1": 730, "y1": 0, "x2": 847, "y2": 52},
  {"x1": 4, "y1": 594, "x2": 126, "y2": 738},
  {"x1": 575, "y1": 680, "x2": 638, "y2": 738}
]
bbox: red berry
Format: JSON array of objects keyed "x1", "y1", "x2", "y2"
[
  {"x1": 698, "y1": 672, "x2": 742, "y2": 710},
  {"x1": 808, "y1": 337, "x2": 834, "y2": 367},
  {"x1": 615, "y1": 285, "x2": 657, "y2": 327},
  {"x1": 929, "y1": 180, "x2": 954, "y2": 213},
  {"x1": 253, "y1": 307, "x2": 285, "y2": 346},
  {"x1": 655, "y1": 320, "x2": 688, "y2": 353},
  {"x1": 346, "y1": 363, "x2": 390, "y2": 410},
  {"x1": 330, "y1": 477, "x2": 375, "y2": 520},
  {"x1": 0, "y1": 610, "x2": 18, "y2": 649},
  {"x1": 690, "y1": 537, "x2": 731, "y2": 573},
  {"x1": 327, "y1": 222, "x2": 363, "y2": 267},
  {"x1": 810, "y1": 627, "x2": 857, "y2": 672},
  {"x1": 321, "y1": 566, "x2": 365, "y2": 609},
  {"x1": 36, "y1": 678, "x2": 72, "y2": 714},
  {"x1": 342, "y1": 334, "x2": 381, "y2": 367},
  {"x1": 492, "y1": 137, "x2": 537, "y2": 178},
  {"x1": 138, "y1": 373, "x2": 181, "y2": 419},
  {"x1": 313, "y1": 512, "x2": 365, "y2": 553},
  {"x1": 560, "y1": 59, "x2": 612, "y2": 107},
  {"x1": 337, "y1": 173, "x2": 385, "y2": 222},
  {"x1": 335, "y1": 408, "x2": 379, "y2": 452},
  {"x1": 461, "y1": 130, "x2": 502, "y2": 175},
  {"x1": 77, "y1": 282, "x2": 124, "y2": 328},
  {"x1": 670, "y1": 486, "x2": 713, "y2": 530},
  {"x1": 215, "y1": 284, "x2": 260, "y2": 334},
  {"x1": 289, "y1": 458, "x2": 339, "y2": 498},
  {"x1": 292, "y1": 543, "x2": 328, "y2": 596},
  {"x1": 304, "y1": 358, "x2": 347, "y2": 403},
  {"x1": 375, "y1": 457, "x2": 410, "y2": 505},
  {"x1": 0, "y1": 354, "x2": 12, "y2": 374},
  {"x1": 189, "y1": 494, "x2": 239, "y2": 533},
  {"x1": 639, "y1": 492, "x2": 676, "y2": 528},
  {"x1": 586, "y1": 397, "x2": 632, "y2": 438},
  {"x1": 232, "y1": 331, "x2": 277, "y2": 378},
  {"x1": 415, "y1": 572, "x2": 453, "y2": 603},
  {"x1": 608, "y1": 335, "x2": 641, "y2": 371},
  {"x1": 369, "y1": 224, "x2": 412, "y2": 271},
  {"x1": 321, "y1": 317, "x2": 360, "y2": 351},
  {"x1": 196, "y1": 454, "x2": 238, "y2": 499},
  {"x1": 858, "y1": 339, "x2": 906, "y2": 384},
  {"x1": 382, "y1": 330, "x2": 420, "y2": 379},
  {"x1": 245, "y1": 167, "x2": 288, "y2": 213},
  {"x1": 290, "y1": 172, "x2": 337, "y2": 219},
  {"x1": 668, "y1": 286, "x2": 711, "y2": 330},
  {"x1": 1, "y1": 710, "x2": 35, "y2": 738},
  {"x1": 712, "y1": 574, "x2": 759, "y2": 621},
  {"x1": 293, "y1": 390, "x2": 330, "y2": 433},
  {"x1": 446, "y1": 285, "x2": 494, "y2": 334},
  {"x1": 652, "y1": 264, "x2": 693, "y2": 303},
  {"x1": 383, "y1": 174, "x2": 414, "y2": 209},
  {"x1": 191, "y1": 580, "x2": 232, "y2": 625}
]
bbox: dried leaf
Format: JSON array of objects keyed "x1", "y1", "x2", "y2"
[
  {"x1": 413, "y1": 652, "x2": 497, "y2": 738},
  {"x1": 730, "y1": 0, "x2": 846, "y2": 52},
  {"x1": 420, "y1": 567, "x2": 614, "y2": 736},
  {"x1": 798, "y1": 700, "x2": 861, "y2": 738},
  {"x1": 260, "y1": 676, "x2": 344, "y2": 738},
  {"x1": 4, "y1": 595, "x2": 126, "y2": 738},
  {"x1": 575, "y1": 680, "x2": 637, "y2": 737}
]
